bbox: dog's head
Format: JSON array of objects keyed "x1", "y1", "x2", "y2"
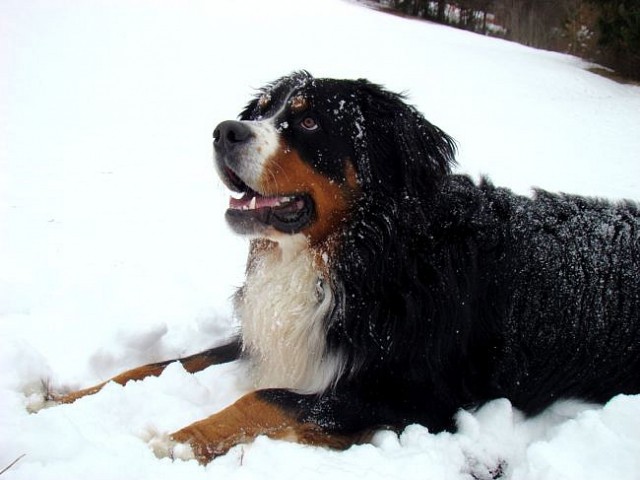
[{"x1": 214, "y1": 71, "x2": 456, "y2": 244}]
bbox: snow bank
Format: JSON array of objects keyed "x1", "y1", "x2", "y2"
[{"x1": 2, "y1": 0, "x2": 639, "y2": 478}]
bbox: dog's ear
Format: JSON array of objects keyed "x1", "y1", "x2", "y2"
[{"x1": 354, "y1": 80, "x2": 456, "y2": 195}]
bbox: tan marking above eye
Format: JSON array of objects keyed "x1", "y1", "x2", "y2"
[
  {"x1": 290, "y1": 95, "x2": 308, "y2": 113},
  {"x1": 258, "y1": 94, "x2": 271, "y2": 109}
]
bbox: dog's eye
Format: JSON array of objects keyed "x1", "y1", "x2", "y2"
[{"x1": 300, "y1": 116, "x2": 319, "y2": 131}]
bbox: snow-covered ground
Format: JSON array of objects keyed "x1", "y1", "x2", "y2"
[{"x1": 2, "y1": 0, "x2": 640, "y2": 478}]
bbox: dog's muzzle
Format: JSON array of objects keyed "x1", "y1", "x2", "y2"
[{"x1": 213, "y1": 120, "x2": 315, "y2": 236}]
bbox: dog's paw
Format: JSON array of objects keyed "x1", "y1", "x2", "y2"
[
  {"x1": 147, "y1": 431, "x2": 196, "y2": 462},
  {"x1": 25, "y1": 378, "x2": 59, "y2": 413}
]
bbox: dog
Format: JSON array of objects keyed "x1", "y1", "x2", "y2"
[{"x1": 58, "y1": 71, "x2": 640, "y2": 464}]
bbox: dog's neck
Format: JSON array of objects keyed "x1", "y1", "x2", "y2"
[{"x1": 235, "y1": 235, "x2": 344, "y2": 393}]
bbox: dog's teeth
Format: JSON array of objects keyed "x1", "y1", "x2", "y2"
[{"x1": 249, "y1": 197, "x2": 257, "y2": 209}]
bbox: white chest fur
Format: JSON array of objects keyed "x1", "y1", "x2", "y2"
[{"x1": 235, "y1": 240, "x2": 343, "y2": 393}]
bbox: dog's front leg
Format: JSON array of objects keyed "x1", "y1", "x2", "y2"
[
  {"x1": 55, "y1": 339, "x2": 242, "y2": 404},
  {"x1": 167, "y1": 389, "x2": 372, "y2": 463}
]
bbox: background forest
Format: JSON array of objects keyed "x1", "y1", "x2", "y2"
[{"x1": 363, "y1": 0, "x2": 640, "y2": 80}]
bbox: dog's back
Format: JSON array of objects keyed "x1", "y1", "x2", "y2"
[{"x1": 437, "y1": 176, "x2": 640, "y2": 414}]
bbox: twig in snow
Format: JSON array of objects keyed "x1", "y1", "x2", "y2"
[{"x1": 0, "y1": 454, "x2": 26, "y2": 476}]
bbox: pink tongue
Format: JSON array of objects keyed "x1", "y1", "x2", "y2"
[{"x1": 229, "y1": 193, "x2": 289, "y2": 210}]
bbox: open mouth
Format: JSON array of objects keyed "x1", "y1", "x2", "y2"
[{"x1": 222, "y1": 167, "x2": 314, "y2": 234}]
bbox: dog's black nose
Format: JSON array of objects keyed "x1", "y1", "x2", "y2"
[{"x1": 213, "y1": 120, "x2": 253, "y2": 151}]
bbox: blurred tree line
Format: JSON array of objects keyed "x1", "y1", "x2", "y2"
[{"x1": 365, "y1": 0, "x2": 640, "y2": 80}]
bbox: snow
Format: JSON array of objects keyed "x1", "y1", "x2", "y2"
[{"x1": 1, "y1": 0, "x2": 640, "y2": 478}]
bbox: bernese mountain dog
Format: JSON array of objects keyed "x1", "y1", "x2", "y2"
[{"x1": 58, "y1": 71, "x2": 640, "y2": 464}]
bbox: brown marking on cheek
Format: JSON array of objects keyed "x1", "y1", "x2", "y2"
[
  {"x1": 259, "y1": 146, "x2": 360, "y2": 245},
  {"x1": 343, "y1": 159, "x2": 359, "y2": 190},
  {"x1": 308, "y1": 160, "x2": 359, "y2": 275},
  {"x1": 170, "y1": 391, "x2": 356, "y2": 464}
]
